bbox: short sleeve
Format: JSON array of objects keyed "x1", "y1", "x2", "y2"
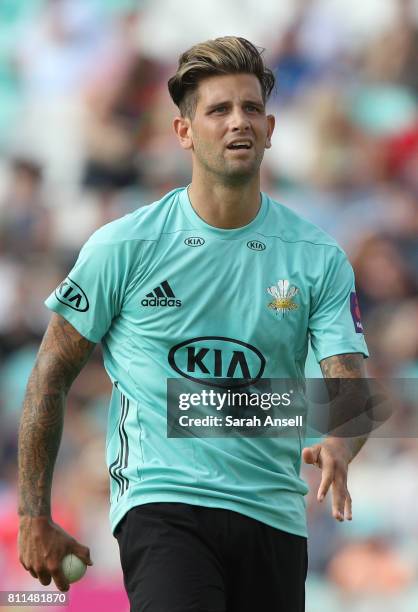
[
  {"x1": 45, "y1": 239, "x2": 129, "y2": 343},
  {"x1": 309, "y1": 247, "x2": 369, "y2": 363}
]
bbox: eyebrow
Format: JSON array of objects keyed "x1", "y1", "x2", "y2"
[{"x1": 206, "y1": 99, "x2": 265, "y2": 111}]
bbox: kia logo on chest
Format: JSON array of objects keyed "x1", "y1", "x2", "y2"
[
  {"x1": 247, "y1": 240, "x2": 266, "y2": 251},
  {"x1": 184, "y1": 237, "x2": 205, "y2": 247},
  {"x1": 168, "y1": 336, "x2": 266, "y2": 388}
]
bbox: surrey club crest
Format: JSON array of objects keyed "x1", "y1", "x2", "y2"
[{"x1": 267, "y1": 280, "x2": 299, "y2": 317}]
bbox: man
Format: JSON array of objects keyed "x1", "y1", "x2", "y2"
[{"x1": 18, "y1": 37, "x2": 369, "y2": 611}]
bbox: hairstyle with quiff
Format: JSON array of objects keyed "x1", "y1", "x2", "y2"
[{"x1": 168, "y1": 36, "x2": 275, "y2": 118}]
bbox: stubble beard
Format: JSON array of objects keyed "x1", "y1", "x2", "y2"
[{"x1": 195, "y1": 145, "x2": 264, "y2": 187}]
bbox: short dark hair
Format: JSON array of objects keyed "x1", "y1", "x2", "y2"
[{"x1": 168, "y1": 36, "x2": 275, "y2": 118}]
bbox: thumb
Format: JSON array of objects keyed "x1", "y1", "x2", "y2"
[{"x1": 302, "y1": 445, "x2": 321, "y2": 466}]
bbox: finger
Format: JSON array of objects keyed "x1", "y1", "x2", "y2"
[
  {"x1": 302, "y1": 446, "x2": 321, "y2": 466},
  {"x1": 317, "y1": 464, "x2": 334, "y2": 501},
  {"x1": 331, "y1": 477, "x2": 348, "y2": 521},
  {"x1": 50, "y1": 567, "x2": 70, "y2": 592},
  {"x1": 37, "y1": 570, "x2": 52, "y2": 587},
  {"x1": 72, "y1": 543, "x2": 93, "y2": 566},
  {"x1": 344, "y1": 491, "x2": 352, "y2": 521},
  {"x1": 29, "y1": 568, "x2": 38, "y2": 579}
]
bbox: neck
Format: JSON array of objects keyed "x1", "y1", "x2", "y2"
[{"x1": 188, "y1": 171, "x2": 261, "y2": 229}]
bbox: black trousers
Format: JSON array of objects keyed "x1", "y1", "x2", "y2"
[{"x1": 115, "y1": 502, "x2": 307, "y2": 612}]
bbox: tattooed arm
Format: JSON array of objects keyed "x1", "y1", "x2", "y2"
[
  {"x1": 18, "y1": 313, "x2": 95, "y2": 590},
  {"x1": 302, "y1": 353, "x2": 368, "y2": 522},
  {"x1": 320, "y1": 352, "x2": 369, "y2": 458},
  {"x1": 320, "y1": 352, "x2": 366, "y2": 378}
]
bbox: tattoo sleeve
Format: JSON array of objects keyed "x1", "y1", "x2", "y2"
[
  {"x1": 18, "y1": 313, "x2": 95, "y2": 518},
  {"x1": 320, "y1": 353, "x2": 365, "y2": 379},
  {"x1": 319, "y1": 353, "x2": 369, "y2": 461}
]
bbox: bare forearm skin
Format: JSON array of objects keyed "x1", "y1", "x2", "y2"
[
  {"x1": 18, "y1": 314, "x2": 95, "y2": 518},
  {"x1": 320, "y1": 353, "x2": 368, "y2": 462}
]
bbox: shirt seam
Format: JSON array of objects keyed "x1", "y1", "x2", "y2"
[{"x1": 90, "y1": 232, "x2": 345, "y2": 249}]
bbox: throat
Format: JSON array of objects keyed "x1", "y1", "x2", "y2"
[{"x1": 187, "y1": 181, "x2": 262, "y2": 229}]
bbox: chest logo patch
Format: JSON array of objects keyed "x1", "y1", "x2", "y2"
[
  {"x1": 141, "y1": 280, "x2": 182, "y2": 308},
  {"x1": 267, "y1": 280, "x2": 299, "y2": 317},
  {"x1": 184, "y1": 237, "x2": 205, "y2": 247},
  {"x1": 247, "y1": 240, "x2": 266, "y2": 251}
]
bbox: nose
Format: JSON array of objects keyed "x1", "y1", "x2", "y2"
[{"x1": 230, "y1": 106, "x2": 250, "y2": 131}]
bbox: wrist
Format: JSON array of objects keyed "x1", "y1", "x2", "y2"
[
  {"x1": 321, "y1": 437, "x2": 353, "y2": 463},
  {"x1": 18, "y1": 514, "x2": 52, "y2": 523}
]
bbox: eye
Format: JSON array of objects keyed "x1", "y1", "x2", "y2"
[
  {"x1": 212, "y1": 106, "x2": 227, "y2": 114},
  {"x1": 245, "y1": 104, "x2": 260, "y2": 112}
]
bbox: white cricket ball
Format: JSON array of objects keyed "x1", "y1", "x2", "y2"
[{"x1": 61, "y1": 554, "x2": 87, "y2": 583}]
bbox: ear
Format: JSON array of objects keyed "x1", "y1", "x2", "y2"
[
  {"x1": 265, "y1": 114, "x2": 275, "y2": 149},
  {"x1": 173, "y1": 116, "x2": 193, "y2": 150}
]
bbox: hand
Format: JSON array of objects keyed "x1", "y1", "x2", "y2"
[
  {"x1": 18, "y1": 516, "x2": 93, "y2": 591},
  {"x1": 302, "y1": 438, "x2": 353, "y2": 522}
]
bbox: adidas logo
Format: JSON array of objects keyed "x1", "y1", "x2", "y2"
[{"x1": 141, "y1": 280, "x2": 182, "y2": 308}]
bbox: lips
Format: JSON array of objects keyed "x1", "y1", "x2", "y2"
[{"x1": 226, "y1": 139, "x2": 253, "y2": 150}]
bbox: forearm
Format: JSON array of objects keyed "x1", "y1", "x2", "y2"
[
  {"x1": 321, "y1": 378, "x2": 371, "y2": 463},
  {"x1": 18, "y1": 366, "x2": 66, "y2": 518},
  {"x1": 17, "y1": 314, "x2": 95, "y2": 518},
  {"x1": 320, "y1": 353, "x2": 369, "y2": 463}
]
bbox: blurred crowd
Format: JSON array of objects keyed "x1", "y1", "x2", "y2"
[{"x1": 0, "y1": 0, "x2": 417, "y2": 610}]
